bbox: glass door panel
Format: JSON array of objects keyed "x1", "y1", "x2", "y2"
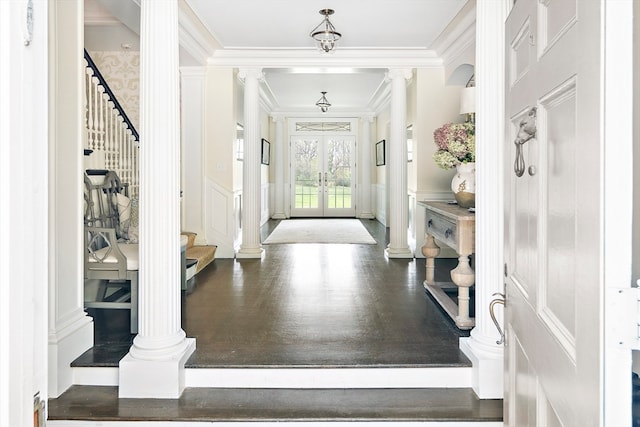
[
  {"x1": 324, "y1": 137, "x2": 355, "y2": 216},
  {"x1": 291, "y1": 137, "x2": 322, "y2": 217}
]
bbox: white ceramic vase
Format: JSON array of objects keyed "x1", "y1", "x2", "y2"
[{"x1": 451, "y1": 162, "x2": 476, "y2": 208}]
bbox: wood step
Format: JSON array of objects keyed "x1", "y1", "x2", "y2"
[
  {"x1": 48, "y1": 385, "x2": 502, "y2": 425},
  {"x1": 71, "y1": 365, "x2": 473, "y2": 389}
]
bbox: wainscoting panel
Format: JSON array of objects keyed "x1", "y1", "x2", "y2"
[
  {"x1": 261, "y1": 183, "x2": 270, "y2": 226},
  {"x1": 205, "y1": 177, "x2": 237, "y2": 258},
  {"x1": 375, "y1": 183, "x2": 387, "y2": 226}
]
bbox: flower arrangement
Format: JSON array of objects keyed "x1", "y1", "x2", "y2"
[{"x1": 432, "y1": 122, "x2": 475, "y2": 170}]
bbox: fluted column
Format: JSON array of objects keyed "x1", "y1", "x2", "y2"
[
  {"x1": 236, "y1": 68, "x2": 264, "y2": 258},
  {"x1": 119, "y1": 0, "x2": 195, "y2": 398},
  {"x1": 385, "y1": 69, "x2": 413, "y2": 259},
  {"x1": 359, "y1": 115, "x2": 374, "y2": 219},
  {"x1": 459, "y1": 0, "x2": 509, "y2": 399},
  {"x1": 271, "y1": 114, "x2": 286, "y2": 219}
]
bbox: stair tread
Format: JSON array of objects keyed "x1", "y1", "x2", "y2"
[{"x1": 48, "y1": 386, "x2": 502, "y2": 422}]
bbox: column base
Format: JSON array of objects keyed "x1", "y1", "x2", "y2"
[
  {"x1": 236, "y1": 247, "x2": 265, "y2": 259},
  {"x1": 271, "y1": 213, "x2": 287, "y2": 220},
  {"x1": 385, "y1": 246, "x2": 414, "y2": 259},
  {"x1": 119, "y1": 337, "x2": 196, "y2": 398},
  {"x1": 460, "y1": 336, "x2": 504, "y2": 399}
]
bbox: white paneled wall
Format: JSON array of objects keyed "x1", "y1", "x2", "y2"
[
  {"x1": 375, "y1": 183, "x2": 387, "y2": 226},
  {"x1": 205, "y1": 177, "x2": 238, "y2": 258}
]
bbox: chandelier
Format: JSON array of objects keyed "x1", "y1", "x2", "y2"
[
  {"x1": 309, "y1": 9, "x2": 342, "y2": 53},
  {"x1": 315, "y1": 92, "x2": 331, "y2": 113}
]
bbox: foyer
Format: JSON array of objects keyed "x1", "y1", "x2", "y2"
[{"x1": 49, "y1": 219, "x2": 502, "y2": 424}]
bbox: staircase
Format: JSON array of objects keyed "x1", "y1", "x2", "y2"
[{"x1": 84, "y1": 49, "x2": 139, "y2": 197}]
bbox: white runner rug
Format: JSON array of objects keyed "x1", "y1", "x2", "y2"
[{"x1": 263, "y1": 219, "x2": 377, "y2": 245}]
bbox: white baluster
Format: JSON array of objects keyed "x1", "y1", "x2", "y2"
[
  {"x1": 118, "y1": 116, "x2": 124, "y2": 179},
  {"x1": 86, "y1": 68, "x2": 95, "y2": 151},
  {"x1": 98, "y1": 85, "x2": 106, "y2": 155},
  {"x1": 92, "y1": 77, "x2": 100, "y2": 151}
]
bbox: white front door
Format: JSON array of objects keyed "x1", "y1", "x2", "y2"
[
  {"x1": 290, "y1": 135, "x2": 356, "y2": 217},
  {"x1": 503, "y1": 0, "x2": 632, "y2": 425}
]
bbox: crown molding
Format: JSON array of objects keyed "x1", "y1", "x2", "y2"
[
  {"x1": 208, "y1": 49, "x2": 442, "y2": 69},
  {"x1": 178, "y1": 0, "x2": 221, "y2": 65},
  {"x1": 430, "y1": 0, "x2": 476, "y2": 68},
  {"x1": 269, "y1": 110, "x2": 375, "y2": 118}
]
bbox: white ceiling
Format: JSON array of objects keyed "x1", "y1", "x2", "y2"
[{"x1": 85, "y1": 0, "x2": 469, "y2": 114}]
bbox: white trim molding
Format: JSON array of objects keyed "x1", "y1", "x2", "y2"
[{"x1": 209, "y1": 49, "x2": 443, "y2": 69}]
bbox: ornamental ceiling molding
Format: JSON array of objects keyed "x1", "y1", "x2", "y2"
[{"x1": 429, "y1": 0, "x2": 476, "y2": 69}]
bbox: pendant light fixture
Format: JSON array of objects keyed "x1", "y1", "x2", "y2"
[
  {"x1": 309, "y1": 9, "x2": 342, "y2": 53},
  {"x1": 315, "y1": 91, "x2": 331, "y2": 113}
]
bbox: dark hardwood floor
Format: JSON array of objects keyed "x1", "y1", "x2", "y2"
[
  {"x1": 74, "y1": 219, "x2": 470, "y2": 368},
  {"x1": 52, "y1": 219, "x2": 505, "y2": 424}
]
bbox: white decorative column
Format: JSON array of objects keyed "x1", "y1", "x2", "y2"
[
  {"x1": 119, "y1": 0, "x2": 195, "y2": 398},
  {"x1": 236, "y1": 68, "x2": 265, "y2": 258},
  {"x1": 359, "y1": 115, "x2": 374, "y2": 219},
  {"x1": 271, "y1": 114, "x2": 286, "y2": 219},
  {"x1": 459, "y1": 0, "x2": 508, "y2": 399},
  {"x1": 385, "y1": 68, "x2": 413, "y2": 259}
]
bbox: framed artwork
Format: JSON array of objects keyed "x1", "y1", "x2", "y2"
[
  {"x1": 376, "y1": 139, "x2": 385, "y2": 166},
  {"x1": 261, "y1": 138, "x2": 270, "y2": 165}
]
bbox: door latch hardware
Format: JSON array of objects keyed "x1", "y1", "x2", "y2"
[{"x1": 490, "y1": 292, "x2": 506, "y2": 345}]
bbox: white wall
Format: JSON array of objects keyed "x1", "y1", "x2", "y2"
[
  {"x1": 1, "y1": 0, "x2": 87, "y2": 424},
  {"x1": 413, "y1": 68, "x2": 466, "y2": 257},
  {"x1": 204, "y1": 67, "x2": 238, "y2": 257},
  {"x1": 375, "y1": 110, "x2": 390, "y2": 225},
  {"x1": 632, "y1": 0, "x2": 640, "y2": 285},
  {"x1": 48, "y1": 0, "x2": 95, "y2": 398},
  {"x1": 180, "y1": 67, "x2": 206, "y2": 242}
]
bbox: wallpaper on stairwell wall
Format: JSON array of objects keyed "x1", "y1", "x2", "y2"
[{"x1": 89, "y1": 51, "x2": 140, "y2": 131}]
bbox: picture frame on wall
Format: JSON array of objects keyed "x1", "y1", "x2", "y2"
[
  {"x1": 261, "y1": 138, "x2": 270, "y2": 165},
  {"x1": 376, "y1": 139, "x2": 385, "y2": 166}
]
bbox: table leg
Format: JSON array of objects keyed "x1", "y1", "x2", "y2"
[
  {"x1": 421, "y1": 234, "x2": 440, "y2": 285},
  {"x1": 451, "y1": 254, "x2": 475, "y2": 328}
]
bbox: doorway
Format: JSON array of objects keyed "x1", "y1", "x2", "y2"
[{"x1": 290, "y1": 134, "x2": 356, "y2": 217}]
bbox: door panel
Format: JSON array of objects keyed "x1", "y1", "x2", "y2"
[{"x1": 505, "y1": 0, "x2": 602, "y2": 425}]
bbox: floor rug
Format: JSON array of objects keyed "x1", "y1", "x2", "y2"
[{"x1": 263, "y1": 219, "x2": 377, "y2": 244}]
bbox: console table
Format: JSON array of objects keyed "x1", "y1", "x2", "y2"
[{"x1": 418, "y1": 201, "x2": 475, "y2": 329}]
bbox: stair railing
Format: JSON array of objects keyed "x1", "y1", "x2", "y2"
[{"x1": 84, "y1": 49, "x2": 139, "y2": 198}]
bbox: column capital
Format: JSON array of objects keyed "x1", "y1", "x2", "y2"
[
  {"x1": 271, "y1": 113, "x2": 285, "y2": 123},
  {"x1": 361, "y1": 114, "x2": 375, "y2": 123},
  {"x1": 386, "y1": 68, "x2": 413, "y2": 82},
  {"x1": 238, "y1": 67, "x2": 264, "y2": 82}
]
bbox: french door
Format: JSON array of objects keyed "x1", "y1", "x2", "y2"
[{"x1": 290, "y1": 135, "x2": 355, "y2": 217}]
